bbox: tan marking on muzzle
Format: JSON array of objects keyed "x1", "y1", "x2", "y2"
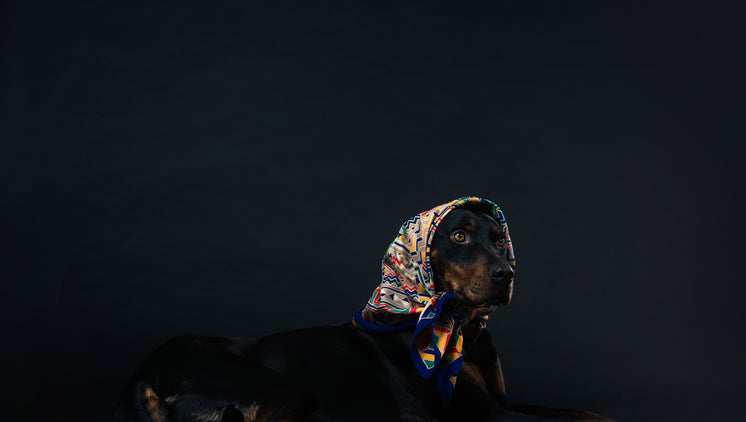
[{"x1": 443, "y1": 261, "x2": 493, "y2": 302}]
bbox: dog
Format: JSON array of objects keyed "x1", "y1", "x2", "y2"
[{"x1": 116, "y1": 198, "x2": 614, "y2": 422}]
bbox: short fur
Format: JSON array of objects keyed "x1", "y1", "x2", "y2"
[{"x1": 116, "y1": 206, "x2": 614, "y2": 422}]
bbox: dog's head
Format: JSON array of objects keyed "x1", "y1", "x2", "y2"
[{"x1": 430, "y1": 206, "x2": 514, "y2": 307}]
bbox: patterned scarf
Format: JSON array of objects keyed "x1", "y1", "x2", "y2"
[{"x1": 352, "y1": 197, "x2": 516, "y2": 403}]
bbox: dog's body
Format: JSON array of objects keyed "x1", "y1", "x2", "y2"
[
  {"x1": 119, "y1": 322, "x2": 501, "y2": 422},
  {"x1": 117, "y1": 204, "x2": 613, "y2": 422}
]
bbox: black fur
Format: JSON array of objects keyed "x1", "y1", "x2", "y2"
[{"x1": 116, "y1": 208, "x2": 613, "y2": 422}]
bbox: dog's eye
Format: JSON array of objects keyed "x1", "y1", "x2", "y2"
[
  {"x1": 452, "y1": 231, "x2": 466, "y2": 243},
  {"x1": 496, "y1": 236, "x2": 506, "y2": 247}
]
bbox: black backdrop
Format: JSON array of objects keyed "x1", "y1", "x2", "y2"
[{"x1": 2, "y1": 2, "x2": 743, "y2": 421}]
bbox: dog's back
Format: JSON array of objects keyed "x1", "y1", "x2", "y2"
[
  {"x1": 116, "y1": 324, "x2": 453, "y2": 422},
  {"x1": 115, "y1": 334, "x2": 318, "y2": 422},
  {"x1": 116, "y1": 324, "x2": 613, "y2": 422}
]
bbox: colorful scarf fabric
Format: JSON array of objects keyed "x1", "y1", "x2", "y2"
[{"x1": 352, "y1": 197, "x2": 516, "y2": 403}]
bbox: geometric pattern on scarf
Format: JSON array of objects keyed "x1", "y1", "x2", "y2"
[{"x1": 352, "y1": 196, "x2": 516, "y2": 403}]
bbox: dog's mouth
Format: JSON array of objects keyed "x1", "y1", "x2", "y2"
[
  {"x1": 452, "y1": 291, "x2": 479, "y2": 307},
  {"x1": 496, "y1": 292, "x2": 512, "y2": 306},
  {"x1": 482, "y1": 293, "x2": 511, "y2": 307},
  {"x1": 453, "y1": 289, "x2": 513, "y2": 307},
  {"x1": 452, "y1": 283, "x2": 513, "y2": 307},
  {"x1": 497, "y1": 279, "x2": 514, "y2": 306}
]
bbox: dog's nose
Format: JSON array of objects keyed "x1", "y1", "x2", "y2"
[{"x1": 489, "y1": 266, "x2": 513, "y2": 283}]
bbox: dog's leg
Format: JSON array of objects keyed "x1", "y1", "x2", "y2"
[
  {"x1": 154, "y1": 390, "x2": 317, "y2": 422},
  {"x1": 458, "y1": 361, "x2": 489, "y2": 395},
  {"x1": 462, "y1": 328, "x2": 508, "y2": 406},
  {"x1": 466, "y1": 337, "x2": 615, "y2": 421},
  {"x1": 486, "y1": 356, "x2": 508, "y2": 406},
  {"x1": 142, "y1": 387, "x2": 164, "y2": 422}
]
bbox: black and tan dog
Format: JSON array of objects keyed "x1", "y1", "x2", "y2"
[{"x1": 116, "y1": 203, "x2": 614, "y2": 422}]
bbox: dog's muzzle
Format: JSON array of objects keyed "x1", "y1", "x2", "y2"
[{"x1": 489, "y1": 265, "x2": 514, "y2": 305}]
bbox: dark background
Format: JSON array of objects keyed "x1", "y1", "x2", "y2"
[{"x1": 2, "y1": 1, "x2": 743, "y2": 421}]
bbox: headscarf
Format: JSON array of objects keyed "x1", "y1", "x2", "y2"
[{"x1": 353, "y1": 197, "x2": 515, "y2": 403}]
